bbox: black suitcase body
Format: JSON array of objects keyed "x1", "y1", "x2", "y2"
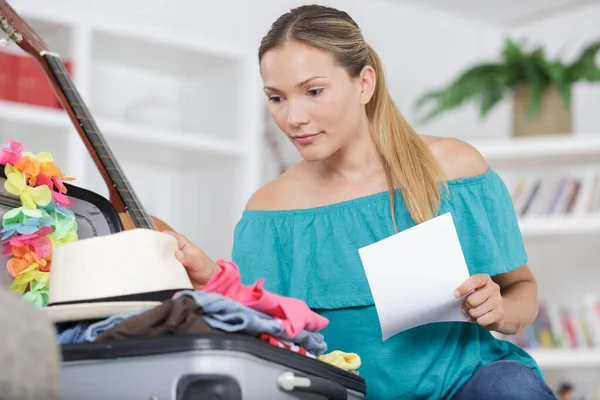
[{"x1": 61, "y1": 334, "x2": 366, "y2": 400}]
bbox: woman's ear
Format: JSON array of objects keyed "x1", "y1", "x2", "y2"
[{"x1": 359, "y1": 65, "x2": 376, "y2": 105}]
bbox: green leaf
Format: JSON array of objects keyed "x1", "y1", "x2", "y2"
[
  {"x1": 558, "y1": 84, "x2": 573, "y2": 108},
  {"x1": 569, "y1": 41, "x2": 600, "y2": 82},
  {"x1": 479, "y1": 87, "x2": 505, "y2": 117},
  {"x1": 413, "y1": 63, "x2": 508, "y2": 123},
  {"x1": 546, "y1": 62, "x2": 569, "y2": 85},
  {"x1": 502, "y1": 38, "x2": 528, "y2": 65},
  {"x1": 524, "y1": 72, "x2": 549, "y2": 116},
  {"x1": 412, "y1": 37, "x2": 599, "y2": 123}
]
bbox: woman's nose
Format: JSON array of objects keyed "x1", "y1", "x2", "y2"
[{"x1": 286, "y1": 101, "x2": 309, "y2": 128}]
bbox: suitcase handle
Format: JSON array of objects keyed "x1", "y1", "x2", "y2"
[{"x1": 277, "y1": 371, "x2": 348, "y2": 400}]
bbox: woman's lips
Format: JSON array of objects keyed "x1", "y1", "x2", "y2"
[{"x1": 293, "y1": 132, "x2": 323, "y2": 145}]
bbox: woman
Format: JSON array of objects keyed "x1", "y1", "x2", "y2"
[{"x1": 166, "y1": 5, "x2": 556, "y2": 399}]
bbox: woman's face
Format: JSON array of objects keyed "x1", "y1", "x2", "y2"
[{"x1": 260, "y1": 41, "x2": 373, "y2": 162}]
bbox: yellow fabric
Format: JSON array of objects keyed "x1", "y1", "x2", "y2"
[{"x1": 318, "y1": 350, "x2": 361, "y2": 371}]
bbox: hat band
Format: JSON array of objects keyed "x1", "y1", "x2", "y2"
[{"x1": 46, "y1": 288, "x2": 188, "y2": 307}]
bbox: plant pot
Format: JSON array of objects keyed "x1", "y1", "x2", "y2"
[{"x1": 512, "y1": 84, "x2": 572, "y2": 137}]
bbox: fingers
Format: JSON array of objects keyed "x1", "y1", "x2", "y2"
[
  {"x1": 464, "y1": 283, "x2": 496, "y2": 309},
  {"x1": 162, "y1": 231, "x2": 202, "y2": 264},
  {"x1": 162, "y1": 231, "x2": 203, "y2": 256},
  {"x1": 459, "y1": 276, "x2": 504, "y2": 328},
  {"x1": 473, "y1": 309, "x2": 505, "y2": 328},
  {"x1": 160, "y1": 231, "x2": 219, "y2": 289},
  {"x1": 466, "y1": 293, "x2": 501, "y2": 319},
  {"x1": 162, "y1": 231, "x2": 187, "y2": 250},
  {"x1": 161, "y1": 231, "x2": 189, "y2": 263},
  {"x1": 454, "y1": 274, "x2": 489, "y2": 298}
]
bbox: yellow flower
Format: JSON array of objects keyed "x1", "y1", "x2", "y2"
[{"x1": 4, "y1": 169, "x2": 52, "y2": 209}]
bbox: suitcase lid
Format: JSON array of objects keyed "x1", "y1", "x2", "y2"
[
  {"x1": 0, "y1": 164, "x2": 124, "y2": 288},
  {"x1": 0, "y1": 163, "x2": 124, "y2": 237},
  {"x1": 61, "y1": 333, "x2": 366, "y2": 394}
]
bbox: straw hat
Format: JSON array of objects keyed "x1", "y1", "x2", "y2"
[{"x1": 42, "y1": 228, "x2": 193, "y2": 323}]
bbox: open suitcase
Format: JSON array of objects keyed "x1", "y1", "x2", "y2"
[
  {"x1": 0, "y1": 166, "x2": 367, "y2": 400},
  {"x1": 0, "y1": 165, "x2": 124, "y2": 288}
]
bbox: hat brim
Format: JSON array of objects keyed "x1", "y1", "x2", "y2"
[{"x1": 41, "y1": 301, "x2": 161, "y2": 323}]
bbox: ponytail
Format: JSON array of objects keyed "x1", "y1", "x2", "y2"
[
  {"x1": 366, "y1": 45, "x2": 445, "y2": 228},
  {"x1": 257, "y1": 4, "x2": 444, "y2": 228}
]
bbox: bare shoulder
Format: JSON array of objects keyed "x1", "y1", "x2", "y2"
[
  {"x1": 420, "y1": 135, "x2": 489, "y2": 181},
  {"x1": 244, "y1": 164, "x2": 305, "y2": 211}
]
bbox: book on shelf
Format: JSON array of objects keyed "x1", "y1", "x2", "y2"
[
  {"x1": 497, "y1": 297, "x2": 600, "y2": 351},
  {"x1": 505, "y1": 171, "x2": 600, "y2": 218},
  {"x1": 0, "y1": 48, "x2": 73, "y2": 110}
]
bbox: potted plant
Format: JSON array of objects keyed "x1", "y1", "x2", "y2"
[{"x1": 412, "y1": 38, "x2": 600, "y2": 137}]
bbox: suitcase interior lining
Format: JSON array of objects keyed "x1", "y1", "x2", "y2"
[{"x1": 0, "y1": 164, "x2": 124, "y2": 236}]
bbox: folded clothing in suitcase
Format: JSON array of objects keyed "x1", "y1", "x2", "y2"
[{"x1": 61, "y1": 333, "x2": 366, "y2": 400}]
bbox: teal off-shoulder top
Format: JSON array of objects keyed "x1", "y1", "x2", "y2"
[{"x1": 231, "y1": 167, "x2": 542, "y2": 399}]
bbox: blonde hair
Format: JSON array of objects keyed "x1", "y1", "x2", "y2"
[{"x1": 259, "y1": 5, "x2": 445, "y2": 227}]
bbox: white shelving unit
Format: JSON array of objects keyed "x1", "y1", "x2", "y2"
[
  {"x1": 0, "y1": 5, "x2": 264, "y2": 260},
  {"x1": 529, "y1": 348, "x2": 600, "y2": 369},
  {"x1": 4, "y1": 4, "x2": 597, "y2": 394},
  {"x1": 472, "y1": 134, "x2": 600, "y2": 166},
  {"x1": 470, "y1": 133, "x2": 600, "y2": 397}
]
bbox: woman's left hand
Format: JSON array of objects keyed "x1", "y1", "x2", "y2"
[{"x1": 454, "y1": 274, "x2": 506, "y2": 331}]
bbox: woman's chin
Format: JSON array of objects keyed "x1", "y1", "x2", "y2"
[{"x1": 297, "y1": 147, "x2": 331, "y2": 162}]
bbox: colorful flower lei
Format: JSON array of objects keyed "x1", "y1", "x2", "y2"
[{"x1": 1, "y1": 139, "x2": 78, "y2": 308}]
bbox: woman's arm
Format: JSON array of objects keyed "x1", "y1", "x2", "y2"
[
  {"x1": 431, "y1": 137, "x2": 539, "y2": 335},
  {"x1": 492, "y1": 264, "x2": 539, "y2": 334}
]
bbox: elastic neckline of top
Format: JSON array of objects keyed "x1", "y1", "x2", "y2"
[{"x1": 241, "y1": 166, "x2": 495, "y2": 218}]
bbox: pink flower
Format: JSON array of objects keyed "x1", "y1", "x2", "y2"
[
  {"x1": 0, "y1": 139, "x2": 24, "y2": 165},
  {"x1": 51, "y1": 191, "x2": 73, "y2": 208},
  {"x1": 35, "y1": 173, "x2": 73, "y2": 207},
  {"x1": 1, "y1": 226, "x2": 53, "y2": 259}
]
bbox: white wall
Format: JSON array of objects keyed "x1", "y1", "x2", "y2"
[
  {"x1": 506, "y1": 2, "x2": 600, "y2": 136},
  {"x1": 177, "y1": 0, "x2": 511, "y2": 142},
  {"x1": 19, "y1": 0, "x2": 598, "y2": 179},
  {"x1": 20, "y1": 0, "x2": 509, "y2": 184}
]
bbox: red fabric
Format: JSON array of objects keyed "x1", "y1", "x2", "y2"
[
  {"x1": 204, "y1": 259, "x2": 328, "y2": 337},
  {"x1": 257, "y1": 333, "x2": 313, "y2": 357}
]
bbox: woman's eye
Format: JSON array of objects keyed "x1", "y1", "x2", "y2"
[
  {"x1": 308, "y1": 88, "x2": 324, "y2": 96},
  {"x1": 268, "y1": 96, "x2": 282, "y2": 103}
]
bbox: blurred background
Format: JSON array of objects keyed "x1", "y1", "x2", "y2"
[{"x1": 1, "y1": 0, "x2": 599, "y2": 398}]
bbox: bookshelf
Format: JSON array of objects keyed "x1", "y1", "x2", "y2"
[
  {"x1": 471, "y1": 133, "x2": 600, "y2": 167},
  {"x1": 528, "y1": 348, "x2": 600, "y2": 369},
  {"x1": 471, "y1": 133, "x2": 600, "y2": 398},
  {"x1": 0, "y1": 5, "x2": 264, "y2": 261}
]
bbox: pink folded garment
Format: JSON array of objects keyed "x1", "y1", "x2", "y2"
[{"x1": 204, "y1": 259, "x2": 329, "y2": 337}]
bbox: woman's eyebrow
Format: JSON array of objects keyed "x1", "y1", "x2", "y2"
[{"x1": 264, "y1": 75, "x2": 327, "y2": 91}]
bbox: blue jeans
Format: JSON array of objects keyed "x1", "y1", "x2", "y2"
[{"x1": 453, "y1": 361, "x2": 556, "y2": 400}]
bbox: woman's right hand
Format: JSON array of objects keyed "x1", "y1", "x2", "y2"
[{"x1": 162, "y1": 231, "x2": 220, "y2": 290}]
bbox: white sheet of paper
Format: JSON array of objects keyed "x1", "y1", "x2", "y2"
[{"x1": 358, "y1": 212, "x2": 471, "y2": 341}]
